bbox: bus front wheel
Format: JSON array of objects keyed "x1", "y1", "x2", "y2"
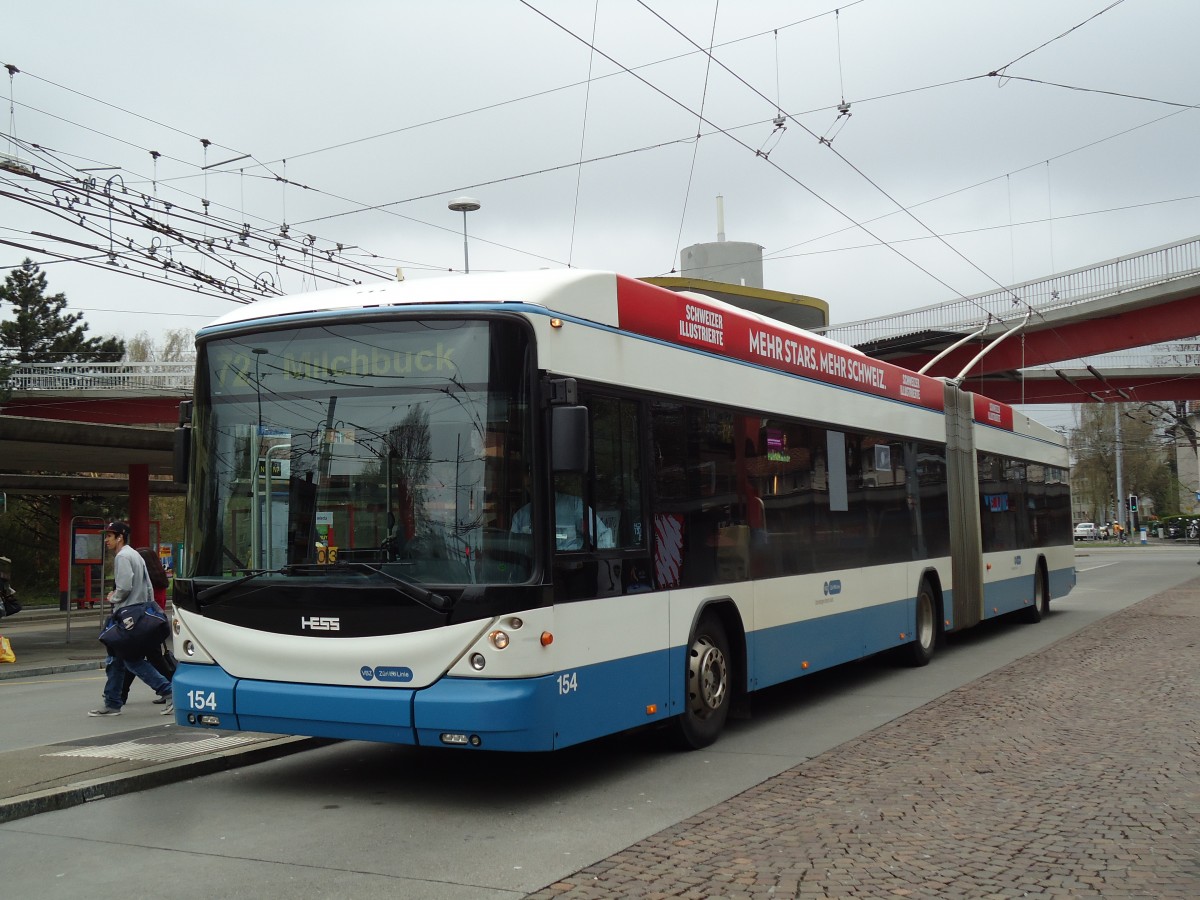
[{"x1": 673, "y1": 613, "x2": 732, "y2": 749}]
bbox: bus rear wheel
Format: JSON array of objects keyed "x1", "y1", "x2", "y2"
[
  {"x1": 902, "y1": 579, "x2": 938, "y2": 667},
  {"x1": 673, "y1": 612, "x2": 732, "y2": 749},
  {"x1": 1022, "y1": 563, "x2": 1049, "y2": 624}
]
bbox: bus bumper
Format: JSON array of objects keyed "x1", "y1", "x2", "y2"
[{"x1": 171, "y1": 662, "x2": 558, "y2": 751}]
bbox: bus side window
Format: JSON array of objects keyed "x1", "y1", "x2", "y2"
[
  {"x1": 587, "y1": 394, "x2": 644, "y2": 551},
  {"x1": 552, "y1": 392, "x2": 646, "y2": 601},
  {"x1": 650, "y1": 400, "x2": 737, "y2": 587}
]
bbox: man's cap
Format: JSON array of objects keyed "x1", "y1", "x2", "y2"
[{"x1": 106, "y1": 520, "x2": 131, "y2": 538}]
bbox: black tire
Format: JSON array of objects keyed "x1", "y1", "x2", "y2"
[
  {"x1": 673, "y1": 612, "x2": 732, "y2": 749},
  {"x1": 902, "y1": 579, "x2": 938, "y2": 667},
  {"x1": 1022, "y1": 564, "x2": 1049, "y2": 624}
]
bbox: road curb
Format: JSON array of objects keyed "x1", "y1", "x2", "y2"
[
  {"x1": 0, "y1": 661, "x2": 105, "y2": 681},
  {"x1": 0, "y1": 735, "x2": 332, "y2": 824}
]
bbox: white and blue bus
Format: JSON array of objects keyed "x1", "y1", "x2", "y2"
[{"x1": 169, "y1": 270, "x2": 1074, "y2": 751}]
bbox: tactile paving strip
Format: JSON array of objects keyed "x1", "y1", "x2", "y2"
[{"x1": 44, "y1": 735, "x2": 257, "y2": 762}]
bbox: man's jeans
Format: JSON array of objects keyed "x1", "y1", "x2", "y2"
[{"x1": 102, "y1": 655, "x2": 170, "y2": 710}]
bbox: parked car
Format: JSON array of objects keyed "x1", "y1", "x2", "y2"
[{"x1": 1073, "y1": 522, "x2": 1098, "y2": 541}]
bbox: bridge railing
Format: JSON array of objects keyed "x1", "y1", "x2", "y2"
[
  {"x1": 818, "y1": 234, "x2": 1200, "y2": 346},
  {"x1": 1027, "y1": 341, "x2": 1200, "y2": 371},
  {"x1": 2, "y1": 361, "x2": 194, "y2": 393}
]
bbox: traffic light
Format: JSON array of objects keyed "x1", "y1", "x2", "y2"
[{"x1": 1128, "y1": 494, "x2": 1138, "y2": 513}]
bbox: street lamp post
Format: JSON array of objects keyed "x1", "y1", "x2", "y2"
[{"x1": 448, "y1": 196, "x2": 481, "y2": 273}]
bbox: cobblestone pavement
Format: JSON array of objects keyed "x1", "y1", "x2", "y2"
[{"x1": 526, "y1": 582, "x2": 1200, "y2": 899}]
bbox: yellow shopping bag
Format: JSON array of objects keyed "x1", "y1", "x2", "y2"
[{"x1": 0, "y1": 635, "x2": 14, "y2": 664}]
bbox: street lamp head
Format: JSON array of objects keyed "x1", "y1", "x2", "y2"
[
  {"x1": 449, "y1": 197, "x2": 481, "y2": 273},
  {"x1": 448, "y1": 196, "x2": 481, "y2": 213}
]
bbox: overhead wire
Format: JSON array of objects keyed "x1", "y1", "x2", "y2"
[
  {"x1": 0, "y1": 132, "x2": 453, "y2": 298},
  {"x1": 4, "y1": 0, "x2": 1181, "y2": 282},
  {"x1": 599, "y1": 0, "x2": 1002, "y2": 322},
  {"x1": 568, "y1": 0, "x2": 601, "y2": 269},
  {"x1": 629, "y1": 0, "x2": 1185, "y2": 331},
  {"x1": 671, "y1": 0, "x2": 721, "y2": 271},
  {"x1": 985, "y1": 74, "x2": 1200, "y2": 111},
  {"x1": 247, "y1": 1, "x2": 870, "y2": 169},
  {"x1": 760, "y1": 193, "x2": 1200, "y2": 265},
  {"x1": 626, "y1": 0, "x2": 1187, "y2": 388},
  {"x1": 764, "y1": 106, "x2": 1193, "y2": 263},
  {"x1": 0, "y1": 2, "x2": 1191, "y2": 365},
  {"x1": 0, "y1": 103, "x2": 564, "y2": 272},
  {"x1": 0, "y1": 158, "x2": 381, "y2": 303},
  {"x1": 634, "y1": 1, "x2": 1015, "y2": 307},
  {"x1": 0, "y1": 82, "x2": 478, "y2": 277},
  {"x1": 0, "y1": 11, "x2": 1002, "y2": 284},
  {"x1": 991, "y1": 0, "x2": 1129, "y2": 75}
]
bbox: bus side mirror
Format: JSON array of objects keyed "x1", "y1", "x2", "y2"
[
  {"x1": 173, "y1": 400, "x2": 192, "y2": 484},
  {"x1": 551, "y1": 405, "x2": 589, "y2": 474},
  {"x1": 173, "y1": 427, "x2": 191, "y2": 484}
]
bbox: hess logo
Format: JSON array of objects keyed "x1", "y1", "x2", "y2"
[{"x1": 300, "y1": 616, "x2": 340, "y2": 631}]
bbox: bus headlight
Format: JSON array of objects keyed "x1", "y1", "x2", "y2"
[
  {"x1": 469, "y1": 652, "x2": 486, "y2": 670},
  {"x1": 489, "y1": 630, "x2": 509, "y2": 650}
]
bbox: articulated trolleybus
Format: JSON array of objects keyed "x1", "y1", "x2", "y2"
[{"x1": 170, "y1": 270, "x2": 1074, "y2": 751}]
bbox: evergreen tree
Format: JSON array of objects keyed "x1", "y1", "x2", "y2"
[
  {"x1": 0, "y1": 260, "x2": 126, "y2": 594},
  {"x1": 0, "y1": 259, "x2": 124, "y2": 364}
]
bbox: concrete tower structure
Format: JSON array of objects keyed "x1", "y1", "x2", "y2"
[{"x1": 642, "y1": 196, "x2": 828, "y2": 331}]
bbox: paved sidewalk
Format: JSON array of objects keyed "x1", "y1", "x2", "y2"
[
  {"x1": 2, "y1": 585, "x2": 1198, "y2": 898},
  {"x1": 0, "y1": 608, "x2": 325, "y2": 824},
  {"x1": 528, "y1": 581, "x2": 1200, "y2": 899},
  {"x1": 0, "y1": 606, "x2": 108, "y2": 679}
]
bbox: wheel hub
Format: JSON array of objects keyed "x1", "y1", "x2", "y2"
[{"x1": 688, "y1": 635, "x2": 728, "y2": 717}]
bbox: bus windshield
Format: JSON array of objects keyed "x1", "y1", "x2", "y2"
[{"x1": 186, "y1": 317, "x2": 534, "y2": 587}]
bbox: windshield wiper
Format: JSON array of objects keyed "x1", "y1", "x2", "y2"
[
  {"x1": 326, "y1": 561, "x2": 452, "y2": 614},
  {"x1": 196, "y1": 567, "x2": 288, "y2": 603},
  {"x1": 195, "y1": 562, "x2": 452, "y2": 614}
]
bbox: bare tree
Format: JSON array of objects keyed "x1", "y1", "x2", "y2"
[
  {"x1": 1071, "y1": 403, "x2": 1174, "y2": 521},
  {"x1": 123, "y1": 328, "x2": 196, "y2": 363}
]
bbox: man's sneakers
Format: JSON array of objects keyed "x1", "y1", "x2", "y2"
[{"x1": 89, "y1": 696, "x2": 172, "y2": 716}]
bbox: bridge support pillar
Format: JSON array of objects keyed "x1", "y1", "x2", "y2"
[
  {"x1": 58, "y1": 495, "x2": 71, "y2": 612},
  {"x1": 128, "y1": 464, "x2": 150, "y2": 550}
]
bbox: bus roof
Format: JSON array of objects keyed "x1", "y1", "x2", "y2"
[
  {"x1": 201, "y1": 269, "x2": 616, "y2": 331},
  {"x1": 200, "y1": 269, "x2": 1051, "y2": 437}
]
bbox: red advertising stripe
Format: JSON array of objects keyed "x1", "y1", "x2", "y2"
[
  {"x1": 615, "y1": 276, "x2": 943, "y2": 412},
  {"x1": 972, "y1": 393, "x2": 1015, "y2": 431}
]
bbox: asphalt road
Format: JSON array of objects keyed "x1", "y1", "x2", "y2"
[{"x1": 0, "y1": 546, "x2": 1193, "y2": 900}]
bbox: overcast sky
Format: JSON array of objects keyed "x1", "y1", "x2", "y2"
[{"x1": 2, "y1": 0, "x2": 1197, "y2": 428}]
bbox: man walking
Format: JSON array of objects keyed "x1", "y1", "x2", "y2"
[{"x1": 88, "y1": 520, "x2": 173, "y2": 717}]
